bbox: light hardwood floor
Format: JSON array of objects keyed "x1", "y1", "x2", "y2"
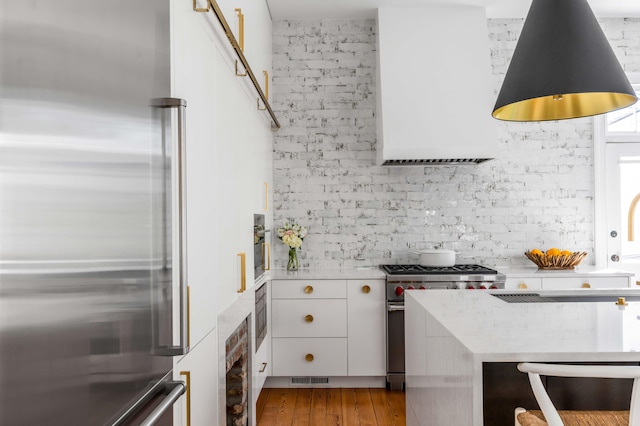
[{"x1": 256, "y1": 388, "x2": 406, "y2": 426}]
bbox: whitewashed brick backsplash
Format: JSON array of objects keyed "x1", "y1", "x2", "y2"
[{"x1": 271, "y1": 18, "x2": 640, "y2": 269}]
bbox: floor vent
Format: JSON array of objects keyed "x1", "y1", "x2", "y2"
[{"x1": 290, "y1": 377, "x2": 330, "y2": 385}]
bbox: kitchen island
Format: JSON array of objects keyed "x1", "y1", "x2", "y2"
[{"x1": 405, "y1": 289, "x2": 640, "y2": 425}]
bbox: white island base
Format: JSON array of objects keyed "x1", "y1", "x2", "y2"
[{"x1": 405, "y1": 289, "x2": 640, "y2": 425}]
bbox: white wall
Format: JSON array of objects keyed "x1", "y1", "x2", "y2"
[{"x1": 271, "y1": 18, "x2": 640, "y2": 269}]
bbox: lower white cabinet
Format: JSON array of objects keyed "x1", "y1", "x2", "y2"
[
  {"x1": 271, "y1": 299, "x2": 347, "y2": 338},
  {"x1": 173, "y1": 327, "x2": 218, "y2": 426},
  {"x1": 504, "y1": 270, "x2": 632, "y2": 290},
  {"x1": 270, "y1": 278, "x2": 385, "y2": 378},
  {"x1": 272, "y1": 337, "x2": 348, "y2": 376},
  {"x1": 541, "y1": 276, "x2": 631, "y2": 289},
  {"x1": 347, "y1": 279, "x2": 386, "y2": 376},
  {"x1": 504, "y1": 277, "x2": 542, "y2": 290}
]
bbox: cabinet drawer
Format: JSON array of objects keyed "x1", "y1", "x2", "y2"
[
  {"x1": 271, "y1": 279, "x2": 346, "y2": 299},
  {"x1": 272, "y1": 338, "x2": 347, "y2": 376},
  {"x1": 542, "y1": 276, "x2": 631, "y2": 289},
  {"x1": 504, "y1": 277, "x2": 542, "y2": 290},
  {"x1": 272, "y1": 299, "x2": 347, "y2": 337}
]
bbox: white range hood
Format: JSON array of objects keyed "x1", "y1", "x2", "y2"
[{"x1": 376, "y1": 6, "x2": 498, "y2": 165}]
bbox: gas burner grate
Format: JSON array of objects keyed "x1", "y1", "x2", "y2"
[{"x1": 380, "y1": 264, "x2": 499, "y2": 275}]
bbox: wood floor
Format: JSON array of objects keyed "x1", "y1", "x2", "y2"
[{"x1": 256, "y1": 388, "x2": 406, "y2": 426}]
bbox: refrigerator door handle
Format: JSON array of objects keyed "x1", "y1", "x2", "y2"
[
  {"x1": 139, "y1": 381, "x2": 186, "y2": 426},
  {"x1": 111, "y1": 380, "x2": 185, "y2": 426},
  {"x1": 151, "y1": 97, "x2": 189, "y2": 356}
]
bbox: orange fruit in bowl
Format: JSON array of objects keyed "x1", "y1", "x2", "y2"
[
  {"x1": 530, "y1": 248, "x2": 543, "y2": 256},
  {"x1": 546, "y1": 248, "x2": 562, "y2": 257},
  {"x1": 561, "y1": 250, "x2": 572, "y2": 256}
]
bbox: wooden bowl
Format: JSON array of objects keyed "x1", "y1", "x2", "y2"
[{"x1": 524, "y1": 251, "x2": 588, "y2": 270}]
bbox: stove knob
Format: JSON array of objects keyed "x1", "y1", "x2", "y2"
[
  {"x1": 407, "y1": 285, "x2": 415, "y2": 290},
  {"x1": 419, "y1": 285, "x2": 427, "y2": 290},
  {"x1": 395, "y1": 286, "x2": 404, "y2": 296},
  {"x1": 479, "y1": 284, "x2": 487, "y2": 290},
  {"x1": 489, "y1": 285, "x2": 498, "y2": 290},
  {"x1": 466, "y1": 284, "x2": 475, "y2": 290}
]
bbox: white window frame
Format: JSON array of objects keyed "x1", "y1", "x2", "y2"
[{"x1": 593, "y1": 72, "x2": 640, "y2": 268}]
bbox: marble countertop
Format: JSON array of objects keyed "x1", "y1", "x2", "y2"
[
  {"x1": 270, "y1": 267, "x2": 386, "y2": 280},
  {"x1": 406, "y1": 288, "x2": 640, "y2": 362},
  {"x1": 497, "y1": 265, "x2": 634, "y2": 278}
]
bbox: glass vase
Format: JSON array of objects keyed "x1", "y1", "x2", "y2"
[{"x1": 287, "y1": 247, "x2": 299, "y2": 271}]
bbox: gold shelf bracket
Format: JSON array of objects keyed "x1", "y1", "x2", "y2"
[
  {"x1": 258, "y1": 70, "x2": 269, "y2": 110},
  {"x1": 194, "y1": 0, "x2": 280, "y2": 129},
  {"x1": 235, "y1": 60, "x2": 247, "y2": 77},
  {"x1": 192, "y1": 0, "x2": 210, "y2": 12}
]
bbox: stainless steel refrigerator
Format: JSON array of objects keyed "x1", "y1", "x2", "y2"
[{"x1": 0, "y1": 1, "x2": 189, "y2": 424}]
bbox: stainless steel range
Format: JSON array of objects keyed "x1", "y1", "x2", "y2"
[{"x1": 381, "y1": 264, "x2": 506, "y2": 390}]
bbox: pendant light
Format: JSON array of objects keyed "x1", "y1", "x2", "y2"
[{"x1": 492, "y1": 0, "x2": 637, "y2": 122}]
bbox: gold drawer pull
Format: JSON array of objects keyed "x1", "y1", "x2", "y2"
[
  {"x1": 362, "y1": 285, "x2": 371, "y2": 294},
  {"x1": 304, "y1": 285, "x2": 313, "y2": 294},
  {"x1": 582, "y1": 283, "x2": 591, "y2": 288},
  {"x1": 259, "y1": 362, "x2": 267, "y2": 373},
  {"x1": 518, "y1": 283, "x2": 528, "y2": 289},
  {"x1": 617, "y1": 297, "x2": 628, "y2": 306},
  {"x1": 180, "y1": 370, "x2": 192, "y2": 426},
  {"x1": 305, "y1": 314, "x2": 314, "y2": 323},
  {"x1": 305, "y1": 354, "x2": 314, "y2": 362},
  {"x1": 636, "y1": 281, "x2": 640, "y2": 286}
]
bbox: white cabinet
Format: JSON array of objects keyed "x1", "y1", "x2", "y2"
[
  {"x1": 541, "y1": 276, "x2": 631, "y2": 289},
  {"x1": 503, "y1": 268, "x2": 633, "y2": 291},
  {"x1": 172, "y1": 0, "x2": 219, "y2": 347},
  {"x1": 272, "y1": 338, "x2": 348, "y2": 376},
  {"x1": 347, "y1": 279, "x2": 386, "y2": 376},
  {"x1": 173, "y1": 327, "x2": 219, "y2": 426},
  {"x1": 272, "y1": 299, "x2": 347, "y2": 337},
  {"x1": 270, "y1": 278, "x2": 385, "y2": 378},
  {"x1": 271, "y1": 279, "x2": 348, "y2": 376},
  {"x1": 504, "y1": 277, "x2": 542, "y2": 291}
]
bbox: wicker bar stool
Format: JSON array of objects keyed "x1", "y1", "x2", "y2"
[{"x1": 514, "y1": 363, "x2": 640, "y2": 426}]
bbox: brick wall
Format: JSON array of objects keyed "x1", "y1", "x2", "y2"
[{"x1": 271, "y1": 18, "x2": 640, "y2": 269}]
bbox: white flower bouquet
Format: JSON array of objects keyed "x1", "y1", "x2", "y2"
[
  {"x1": 277, "y1": 222, "x2": 307, "y2": 249},
  {"x1": 277, "y1": 222, "x2": 307, "y2": 271}
]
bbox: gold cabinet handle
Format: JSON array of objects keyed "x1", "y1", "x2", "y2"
[
  {"x1": 617, "y1": 297, "x2": 628, "y2": 306},
  {"x1": 235, "y1": 8, "x2": 244, "y2": 51},
  {"x1": 518, "y1": 283, "x2": 528, "y2": 289},
  {"x1": 305, "y1": 314, "x2": 314, "y2": 323},
  {"x1": 180, "y1": 371, "x2": 191, "y2": 426},
  {"x1": 582, "y1": 283, "x2": 591, "y2": 288},
  {"x1": 305, "y1": 354, "x2": 314, "y2": 362},
  {"x1": 187, "y1": 285, "x2": 191, "y2": 347},
  {"x1": 362, "y1": 285, "x2": 371, "y2": 294},
  {"x1": 262, "y1": 242, "x2": 271, "y2": 271},
  {"x1": 636, "y1": 281, "x2": 640, "y2": 287},
  {"x1": 259, "y1": 362, "x2": 267, "y2": 373},
  {"x1": 263, "y1": 181, "x2": 269, "y2": 211},
  {"x1": 237, "y1": 252, "x2": 246, "y2": 293},
  {"x1": 304, "y1": 285, "x2": 313, "y2": 294}
]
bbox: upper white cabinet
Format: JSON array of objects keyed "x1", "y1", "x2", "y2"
[{"x1": 172, "y1": 0, "x2": 220, "y2": 347}]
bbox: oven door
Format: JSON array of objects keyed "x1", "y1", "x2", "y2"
[{"x1": 386, "y1": 301, "x2": 405, "y2": 391}]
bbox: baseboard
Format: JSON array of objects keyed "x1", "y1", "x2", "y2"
[{"x1": 264, "y1": 376, "x2": 386, "y2": 389}]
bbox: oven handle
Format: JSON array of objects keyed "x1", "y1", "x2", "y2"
[{"x1": 387, "y1": 303, "x2": 405, "y2": 312}]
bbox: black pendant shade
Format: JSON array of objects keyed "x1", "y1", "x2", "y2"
[{"x1": 492, "y1": 0, "x2": 637, "y2": 121}]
